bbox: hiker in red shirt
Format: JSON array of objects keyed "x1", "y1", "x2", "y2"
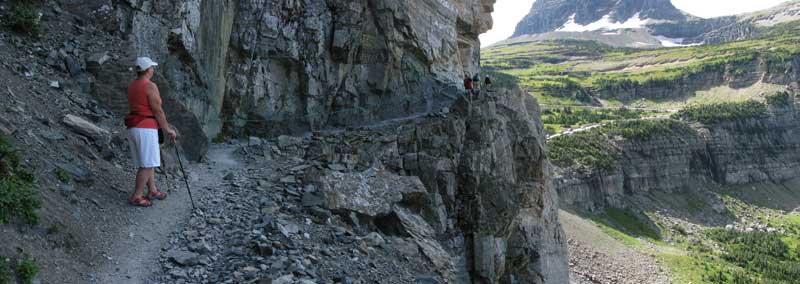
[{"x1": 124, "y1": 57, "x2": 177, "y2": 207}]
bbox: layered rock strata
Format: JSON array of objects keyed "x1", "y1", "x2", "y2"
[{"x1": 555, "y1": 101, "x2": 800, "y2": 213}]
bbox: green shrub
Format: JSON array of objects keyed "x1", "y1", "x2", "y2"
[
  {"x1": 705, "y1": 229, "x2": 800, "y2": 283},
  {"x1": 0, "y1": 137, "x2": 39, "y2": 225},
  {"x1": 0, "y1": 258, "x2": 10, "y2": 284},
  {"x1": 765, "y1": 91, "x2": 794, "y2": 107},
  {"x1": 16, "y1": 258, "x2": 37, "y2": 284},
  {"x1": 5, "y1": 1, "x2": 40, "y2": 37},
  {"x1": 54, "y1": 168, "x2": 70, "y2": 183},
  {"x1": 546, "y1": 119, "x2": 691, "y2": 170},
  {"x1": 673, "y1": 101, "x2": 769, "y2": 124},
  {"x1": 0, "y1": 180, "x2": 39, "y2": 224},
  {"x1": 544, "y1": 125, "x2": 557, "y2": 136},
  {"x1": 0, "y1": 138, "x2": 20, "y2": 178},
  {"x1": 605, "y1": 119, "x2": 693, "y2": 140},
  {"x1": 541, "y1": 107, "x2": 655, "y2": 128},
  {"x1": 604, "y1": 207, "x2": 660, "y2": 240},
  {"x1": 672, "y1": 223, "x2": 688, "y2": 236},
  {"x1": 547, "y1": 129, "x2": 615, "y2": 171},
  {"x1": 212, "y1": 132, "x2": 226, "y2": 144}
]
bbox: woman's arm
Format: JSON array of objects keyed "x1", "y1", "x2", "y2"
[{"x1": 146, "y1": 82, "x2": 177, "y2": 140}]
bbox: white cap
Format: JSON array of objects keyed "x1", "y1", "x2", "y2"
[{"x1": 135, "y1": 57, "x2": 158, "y2": 71}]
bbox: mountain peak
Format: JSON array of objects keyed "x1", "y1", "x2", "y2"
[{"x1": 512, "y1": 0, "x2": 688, "y2": 37}]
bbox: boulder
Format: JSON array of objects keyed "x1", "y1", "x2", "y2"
[
  {"x1": 55, "y1": 162, "x2": 92, "y2": 183},
  {"x1": 65, "y1": 56, "x2": 82, "y2": 76},
  {"x1": 362, "y1": 232, "x2": 385, "y2": 247},
  {"x1": 392, "y1": 207, "x2": 455, "y2": 278},
  {"x1": 62, "y1": 114, "x2": 110, "y2": 145},
  {"x1": 86, "y1": 52, "x2": 111, "y2": 74},
  {"x1": 46, "y1": 50, "x2": 66, "y2": 71},
  {"x1": 314, "y1": 168, "x2": 427, "y2": 217},
  {"x1": 166, "y1": 250, "x2": 200, "y2": 266}
]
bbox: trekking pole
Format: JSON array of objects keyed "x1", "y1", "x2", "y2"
[{"x1": 173, "y1": 144, "x2": 196, "y2": 210}]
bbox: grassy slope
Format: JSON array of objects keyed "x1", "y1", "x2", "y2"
[
  {"x1": 572, "y1": 184, "x2": 800, "y2": 284},
  {"x1": 481, "y1": 21, "x2": 800, "y2": 108}
]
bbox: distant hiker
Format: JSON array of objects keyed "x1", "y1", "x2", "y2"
[
  {"x1": 484, "y1": 76, "x2": 492, "y2": 90},
  {"x1": 124, "y1": 57, "x2": 177, "y2": 207},
  {"x1": 472, "y1": 73, "x2": 481, "y2": 92},
  {"x1": 464, "y1": 74, "x2": 473, "y2": 95}
]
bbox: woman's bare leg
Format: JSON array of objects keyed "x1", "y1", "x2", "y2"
[
  {"x1": 133, "y1": 167, "x2": 153, "y2": 199},
  {"x1": 146, "y1": 168, "x2": 159, "y2": 194}
]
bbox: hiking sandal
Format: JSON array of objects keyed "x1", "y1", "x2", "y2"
[
  {"x1": 129, "y1": 196, "x2": 153, "y2": 207},
  {"x1": 149, "y1": 191, "x2": 167, "y2": 200}
]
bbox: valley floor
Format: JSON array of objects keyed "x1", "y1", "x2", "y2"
[
  {"x1": 561, "y1": 181, "x2": 800, "y2": 284},
  {"x1": 561, "y1": 210, "x2": 671, "y2": 284}
]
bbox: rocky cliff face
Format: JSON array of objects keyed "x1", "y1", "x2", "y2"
[
  {"x1": 300, "y1": 88, "x2": 569, "y2": 283},
  {"x1": 97, "y1": 0, "x2": 495, "y2": 159},
  {"x1": 555, "y1": 101, "x2": 800, "y2": 213},
  {"x1": 647, "y1": 16, "x2": 757, "y2": 45},
  {"x1": 594, "y1": 53, "x2": 800, "y2": 102},
  {"x1": 80, "y1": 1, "x2": 570, "y2": 282},
  {"x1": 512, "y1": 0, "x2": 688, "y2": 37},
  {"x1": 399, "y1": 89, "x2": 569, "y2": 283}
]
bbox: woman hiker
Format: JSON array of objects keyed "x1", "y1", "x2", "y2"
[
  {"x1": 464, "y1": 74, "x2": 473, "y2": 95},
  {"x1": 124, "y1": 57, "x2": 178, "y2": 207}
]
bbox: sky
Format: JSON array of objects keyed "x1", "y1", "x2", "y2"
[{"x1": 479, "y1": 0, "x2": 794, "y2": 47}]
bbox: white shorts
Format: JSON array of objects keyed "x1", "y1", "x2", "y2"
[{"x1": 128, "y1": 128, "x2": 160, "y2": 168}]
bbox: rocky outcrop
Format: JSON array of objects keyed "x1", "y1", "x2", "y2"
[
  {"x1": 555, "y1": 100, "x2": 800, "y2": 213},
  {"x1": 510, "y1": 0, "x2": 797, "y2": 48},
  {"x1": 512, "y1": 0, "x2": 688, "y2": 37},
  {"x1": 300, "y1": 88, "x2": 569, "y2": 283},
  {"x1": 94, "y1": 0, "x2": 495, "y2": 158},
  {"x1": 150, "y1": 90, "x2": 567, "y2": 283},
  {"x1": 399, "y1": 89, "x2": 568, "y2": 283},
  {"x1": 647, "y1": 16, "x2": 756, "y2": 45},
  {"x1": 314, "y1": 169, "x2": 428, "y2": 217},
  {"x1": 594, "y1": 53, "x2": 800, "y2": 102}
]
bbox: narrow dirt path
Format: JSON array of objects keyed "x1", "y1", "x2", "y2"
[
  {"x1": 547, "y1": 113, "x2": 673, "y2": 140},
  {"x1": 92, "y1": 145, "x2": 238, "y2": 283}
]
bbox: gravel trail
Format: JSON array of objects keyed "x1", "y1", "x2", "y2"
[{"x1": 92, "y1": 145, "x2": 238, "y2": 283}]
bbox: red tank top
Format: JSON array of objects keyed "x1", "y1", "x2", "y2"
[{"x1": 126, "y1": 79, "x2": 158, "y2": 129}]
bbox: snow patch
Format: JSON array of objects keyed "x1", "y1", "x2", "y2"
[
  {"x1": 654, "y1": 36, "x2": 702, "y2": 47},
  {"x1": 557, "y1": 13, "x2": 650, "y2": 32}
]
